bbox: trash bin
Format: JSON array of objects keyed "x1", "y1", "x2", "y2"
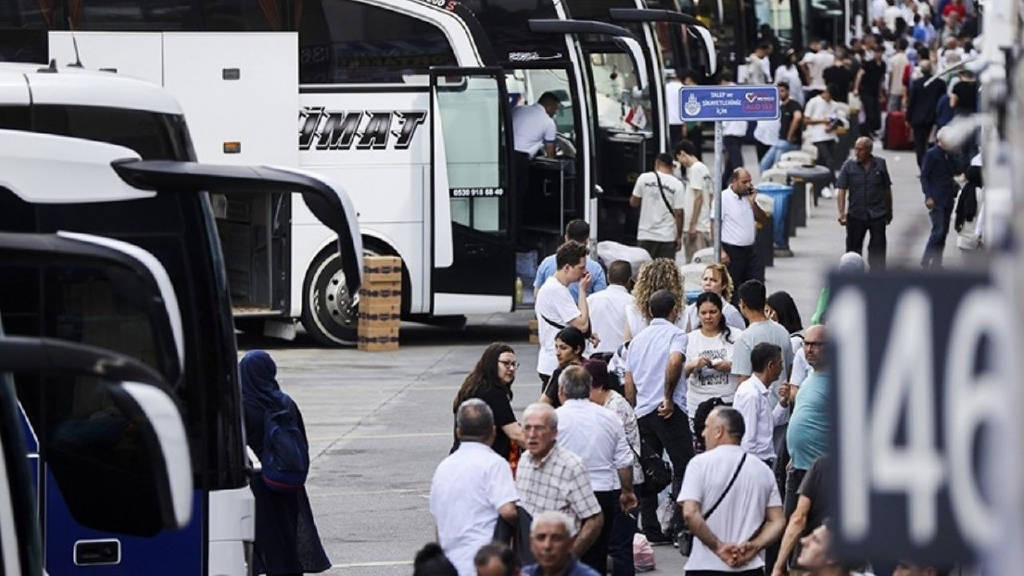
[
  {"x1": 756, "y1": 183, "x2": 794, "y2": 250},
  {"x1": 786, "y1": 165, "x2": 834, "y2": 207}
]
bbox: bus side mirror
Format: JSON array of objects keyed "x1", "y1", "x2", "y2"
[{"x1": 0, "y1": 336, "x2": 193, "y2": 535}]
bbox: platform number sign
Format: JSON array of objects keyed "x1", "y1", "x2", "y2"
[{"x1": 827, "y1": 271, "x2": 1011, "y2": 565}]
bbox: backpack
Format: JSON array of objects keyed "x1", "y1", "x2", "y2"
[{"x1": 261, "y1": 399, "x2": 310, "y2": 492}]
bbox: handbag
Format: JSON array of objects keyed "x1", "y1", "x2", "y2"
[
  {"x1": 679, "y1": 453, "x2": 748, "y2": 557},
  {"x1": 630, "y1": 444, "x2": 672, "y2": 497}
]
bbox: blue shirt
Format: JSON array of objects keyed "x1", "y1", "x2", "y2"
[
  {"x1": 523, "y1": 559, "x2": 599, "y2": 576},
  {"x1": 533, "y1": 254, "x2": 607, "y2": 300},
  {"x1": 920, "y1": 146, "x2": 962, "y2": 207},
  {"x1": 786, "y1": 371, "x2": 830, "y2": 470}
]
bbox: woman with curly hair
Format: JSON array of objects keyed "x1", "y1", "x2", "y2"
[
  {"x1": 623, "y1": 258, "x2": 687, "y2": 340},
  {"x1": 451, "y1": 342, "x2": 525, "y2": 461},
  {"x1": 682, "y1": 263, "x2": 746, "y2": 331}
]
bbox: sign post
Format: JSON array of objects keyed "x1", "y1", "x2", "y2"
[{"x1": 678, "y1": 85, "x2": 779, "y2": 263}]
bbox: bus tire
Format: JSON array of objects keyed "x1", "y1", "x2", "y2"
[{"x1": 301, "y1": 247, "x2": 360, "y2": 346}]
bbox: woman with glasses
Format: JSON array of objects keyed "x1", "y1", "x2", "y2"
[
  {"x1": 538, "y1": 326, "x2": 587, "y2": 409},
  {"x1": 451, "y1": 342, "x2": 525, "y2": 463}
]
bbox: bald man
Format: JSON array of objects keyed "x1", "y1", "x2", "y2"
[{"x1": 836, "y1": 136, "x2": 893, "y2": 270}]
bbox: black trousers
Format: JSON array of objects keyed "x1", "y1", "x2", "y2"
[
  {"x1": 688, "y1": 565, "x2": 770, "y2": 569},
  {"x1": 845, "y1": 216, "x2": 887, "y2": 270},
  {"x1": 723, "y1": 135, "x2": 745, "y2": 184},
  {"x1": 755, "y1": 141, "x2": 771, "y2": 162},
  {"x1": 912, "y1": 123, "x2": 932, "y2": 167},
  {"x1": 860, "y1": 91, "x2": 882, "y2": 134},
  {"x1": 783, "y1": 467, "x2": 807, "y2": 519},
  {"x1": 581, "y1": 489, "x2": 620, "y2": 576},
  {"x1": 723, "y1": 242, "x2": 763, "y2": 295},
  {"x1": 609, "y1": 506, "x2": 636, "y2": 576},
  {"x1": 637, "y1": 405, "x2": 693, "y2": 535},
  {"x1": 638, "y1": 240, "x2": 677, "y2": 260}
]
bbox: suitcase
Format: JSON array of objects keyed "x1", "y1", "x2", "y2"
[{"x1": 883, "y1": 110, "x2": 913, "y2": 150}]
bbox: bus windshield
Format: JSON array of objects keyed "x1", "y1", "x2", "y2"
[
  {"x1": 587, "y1": 49, "x2": 652, "y2": 134},
  {"x1": 0, "y1": 188, "x2": 245, "y2": 489}
]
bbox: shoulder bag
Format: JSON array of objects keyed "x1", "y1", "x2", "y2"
[
  {"x1": 653, "y1": 171, "x2": 676, "y2": 215},
  {"x1": 679, "y1": 453, "x2": 748, "y2": 557}
]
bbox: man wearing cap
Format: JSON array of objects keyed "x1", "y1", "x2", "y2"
[{"x1": 630, "y1": 153, "x2": 685, "y2": 259}]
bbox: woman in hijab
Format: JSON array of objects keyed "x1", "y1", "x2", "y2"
[{"x1": 240, "y1": 350, "x2": 330, "y2": 576}]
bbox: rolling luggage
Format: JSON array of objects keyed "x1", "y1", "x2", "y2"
[{"x1": 883, "y1": 110, "x2": 913, "y2": 150}]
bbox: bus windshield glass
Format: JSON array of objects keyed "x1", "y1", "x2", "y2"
[{"x1": 587, "y1": 49, "x2": 652, "y2": 134}]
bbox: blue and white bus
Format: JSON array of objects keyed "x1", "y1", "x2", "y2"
[{"x1": 0, "y1": 66, "x2": 362, "y2": 575}]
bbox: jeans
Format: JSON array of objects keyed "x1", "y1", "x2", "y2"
[
  {"x1": 637, "y1": 405, "x2": 693, "y2": 535},
  {"x1": 759, "y1": 140, "x2": 798, "y2": 174},
  {"x1": 845, "y1": 216, "x2": 888, "y2": 270},
  {"x1": 922, "y1": 203, "x2": 955, "y2": 268}
]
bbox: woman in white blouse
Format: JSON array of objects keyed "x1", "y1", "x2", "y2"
[{"x1": 684, "y1": 291, "x2": 742, "y2": 423}]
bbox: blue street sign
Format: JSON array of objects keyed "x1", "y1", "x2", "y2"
[{"x1": 679, "y1": 86, "x2": 780, "y2": 121}]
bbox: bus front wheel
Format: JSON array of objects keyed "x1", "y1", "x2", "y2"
[{"x1": 301, "y1": 248, "x2": 362, "y2": 346}]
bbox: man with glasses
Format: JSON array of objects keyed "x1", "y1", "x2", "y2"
[
  {"x1": 836, "y1": 136, "x2": 893, "y2": 270},
  {"x1": 517, "y1": 403, "x2": 604, "y2": 566},
  {"x1": 784, "y1": 325, "x2": 830, "y2": 518}
]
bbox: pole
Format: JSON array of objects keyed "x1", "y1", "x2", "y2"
[{"x1": 713, "y1": 121, "x2": 723, "y2": 263}]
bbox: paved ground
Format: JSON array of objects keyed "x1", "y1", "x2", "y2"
[{"x1": 238, "y1": 142, "x2": 958, "y2": 575}]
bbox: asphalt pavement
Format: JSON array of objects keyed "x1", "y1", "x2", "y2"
[{"x1": 238, "y1": 141, "x2": 957, "y2": 575}]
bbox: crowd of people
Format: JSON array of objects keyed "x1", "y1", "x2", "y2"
[{"x1": 423, "y1": 211, "x2": 958, "y2": 576}]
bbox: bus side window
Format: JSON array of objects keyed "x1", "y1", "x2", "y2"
[{"x1": 297, "y1": 0, "x2": 457, "y2": 84}]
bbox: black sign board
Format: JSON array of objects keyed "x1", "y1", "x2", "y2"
[{"x1": 827, "y1": 270, "x2": 1010, "y2": 566}]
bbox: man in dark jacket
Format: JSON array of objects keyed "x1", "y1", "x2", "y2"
[
  {"x1": 906, "y1": 61, "x2": 947, "y2": 167},
  {"x1": 920, "y1": 129, "x2": 963, "y2": 268}
]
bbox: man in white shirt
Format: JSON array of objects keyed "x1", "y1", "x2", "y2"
[
  {"x1": 803, "y1": 84, "x2": 841, "y2": 177},
  {"x1": 888, "y1": 38, "x2": 910, "y2": 111},
  {"x1": 630, "y1": 153, "x2": 685, "y2": 259},
  {"x1": 623, "y1": 289, "x2": 692, "y2": 544},
  {"x1": 675, "y1": 139, "x2": 713, "y2": 262},
  {"x1": 586, "y1": 261, "x2": 633, "y2": 356},
  {"x1": 555, "y1": 366, "x2": 637, "y2": 574},
  {"x1": 679, "y1": 406, "x2": 785, "y2": 574},
  {"x1": 713, "y1": 168, "x2": 769, "y2": 289},
  {"x1": 536, "y1": 241, "x2": 597, "y2": 384},
  {"x1": 732, "y1": 343, "x2": 791, "y2": 468},
  {"x1": 430, "y1": 400, "x2": 519, "y2": 576},
  {"x1": 800, "y1": 41, "x2": 835, "y2": 100},
  {"x1": 513, "y1": 92, "x2": 560, "y2": 158}
]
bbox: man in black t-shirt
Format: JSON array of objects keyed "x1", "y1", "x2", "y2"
[
  {"x1": 823, "y1": 54, "x2": 853, "y2": 104},
  {"x1": 854, "y1": 49, "x2": 886, "y2": 136},
  {"x1": 770, "y1": 456, "x2": 831, "y2": 576},
  {"x1": 758, "y1": 82, "x2": 804, "y2": 173}
]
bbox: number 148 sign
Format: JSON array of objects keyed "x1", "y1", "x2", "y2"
[{"x1": 827, "y1": 271, "x2": 1013, "y2": 565}]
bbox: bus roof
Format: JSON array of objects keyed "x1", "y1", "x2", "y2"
[{"x1": 0, "y1": 63, "x2": 182, "y2": 115}]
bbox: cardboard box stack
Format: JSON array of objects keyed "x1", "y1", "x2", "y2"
[{"x1": 358, "y1": 256, "x2": 401, "y2": 351}]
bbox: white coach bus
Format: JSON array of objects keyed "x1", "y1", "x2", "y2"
[{"x1": 0, "y1": 0, "x2": 712, "y2": 345}]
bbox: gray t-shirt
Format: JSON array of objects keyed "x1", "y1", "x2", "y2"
[{"x1": 731, "y1": 320, "x2": 795, "y2": 403}]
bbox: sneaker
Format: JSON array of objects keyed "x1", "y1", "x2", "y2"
[
  {"x1": 820, "y1": 185, "x2": 835, "y2": 199},
  {"x1": 644, "y1": 530, "x2": 673, "y2": 546}
]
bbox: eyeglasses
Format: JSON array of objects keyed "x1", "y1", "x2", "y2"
[
  {"x1": 804, "y1": 341, "x2": 826, "y2": 348},
  {"x1": 498, "y1": 360, "x2": 520, "y2": 369}
]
